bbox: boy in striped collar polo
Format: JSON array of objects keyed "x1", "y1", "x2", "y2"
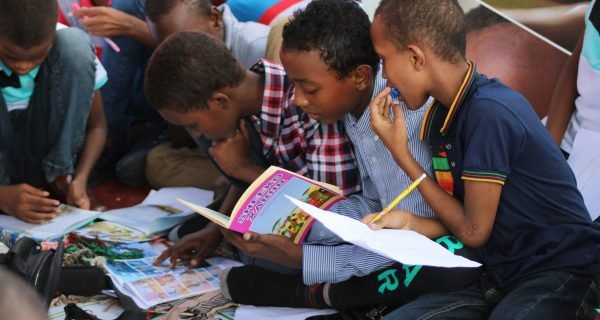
[{"x1": 368, "y1": 0, "x2": 600, "y2": 319}]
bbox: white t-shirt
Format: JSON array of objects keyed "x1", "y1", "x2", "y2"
[{"x1": 562, "y1": 0, "x2": 600, "y2": 153}]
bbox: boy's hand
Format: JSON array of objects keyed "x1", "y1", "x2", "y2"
[
  {"x1": 370, "y1": 88, "x2": 410, "y2": 155},
  {"x1": 154, "y1": 224, "x2": 223, "y2": 268},
  {"x1": 362, "y1": 210, "x2": 414, "y2": 231},
  {"x1": 209, "y1": 119, "x2": 254, "y2": 177},
  {"x1": 73, "y1": 6, "x2": 137, "y2": 38},
  {"x1": 67, "y1": 178, "x2": 90, "y2": 210},
  {"x1": 0, "y1": 184, "x2": 60, "y2": 224},
  {"x1": 220, "y1": 229, "x2": 302, "y2": 268}
]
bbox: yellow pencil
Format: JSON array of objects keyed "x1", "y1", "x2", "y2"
[{"x1": 369, "y1": 173, "x2": 427, "y2": 224}]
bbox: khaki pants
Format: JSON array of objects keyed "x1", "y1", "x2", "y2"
[{"x1": 145, "y1": 143, "x2": 221, "y2": 190}]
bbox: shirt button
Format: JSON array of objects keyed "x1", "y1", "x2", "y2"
[
  {"x1": 450, "y1": 161, "x2": 456, "y2": 168},
  {"x1": 371, "y1": 157, "x2": 378, "y2": 163},
  {"x1": 445, "y1": 143, "x2": 452, "y2": 150},
  {"x1": 373, "y1": 135, "x2": 379, "y2": 141}
]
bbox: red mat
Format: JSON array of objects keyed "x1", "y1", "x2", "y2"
[{"x1": 91, "y1": 179, "x2": 150, "y2": 210}]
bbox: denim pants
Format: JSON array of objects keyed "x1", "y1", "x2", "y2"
[
  {"x1": 0, "y1": 28, "x2": 96, "y2": 187},
  {"x1": 100, "y1": 0, "x2": 157, "y2": 136},
  {"x1": 385, "y1": 270, "x2": 593, "y2": 320}
]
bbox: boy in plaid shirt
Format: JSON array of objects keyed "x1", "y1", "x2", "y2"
[{"x1": 144, "y1": 31, "x2": 359, "y2": 270}]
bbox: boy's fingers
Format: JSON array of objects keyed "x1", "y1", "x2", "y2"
[
  {"x1": 154, "y1": 249, "x2": 172, "y2": 266},
  {"x1": 73, "y1": 7, "x2": 102, "y2": 17},
  {"x1": 21, "y1": 184, "x2": 49, "y2": 197},
  {"x1": 391, "y1": 101, "x2": 403, "y2": 121},
  {"x1": 21, "y1": 211, "x2": 57, "y2": 224},
  {"x1": 27, "y1": 194, "x2": 61, "y2": 208}
]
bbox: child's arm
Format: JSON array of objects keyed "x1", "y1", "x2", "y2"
[
  {"x1": 370, "y1": 89, "x2": 500, "y2": 248},
  {"x1": 68, "y1": 91, "x2": 107, "y2": 209},
  {"x1": 0, "y1": 185, "x2": 60, "y2": 223},
  {"x1": 209, "y1": 119, "x2": 267, "y2": 183},
  {"x1": 73, "y1": 7, "x2": 155, "y2": 47},
  {"x1": 546, "y1": 33, "x2": 584, "y2": 145}
]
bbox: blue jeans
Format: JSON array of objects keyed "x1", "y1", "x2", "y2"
[
  {"x1": 94, "y1": 0, "x2": 162, "y2": 186},
  {"x1": 385, "y1": 270, "x2": 592, "y2": 320},
  {"x1": 0, "y1": 28, "x2": 96, "y2": 186},
  {"x1": 100, "y1": 0, "x2": 156, "y2": 135}
]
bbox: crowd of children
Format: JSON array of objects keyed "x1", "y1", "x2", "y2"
[{"x1": 0, "y1": 0, "x2": 599, "y2": 319}]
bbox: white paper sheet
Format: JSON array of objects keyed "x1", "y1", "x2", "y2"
[
  {"x1": 235, "y1": 305, "x2": 337, "y2": 320},
  {"x1": 287, "y1": 196, "x2": 481, "y2": 268},
  {"x1": 142, "y1": 187, "x2": 214, "y2": 212},
  {"x1": 568, "y1": 128, "x2": 600, "y2": 221}
]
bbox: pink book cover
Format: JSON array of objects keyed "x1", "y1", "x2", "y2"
[{"x1": 228, "y1": 166, "x2": 344, "y2": 244}]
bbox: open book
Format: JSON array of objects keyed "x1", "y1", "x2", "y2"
[
  {"x1": 100, "y1": 187, "x2": 214, "y2": 235},
  {"x1": 178, "y1": 166, "x2": 344, "y2": 244},
  {"x1": 0, "y1": 205, "x2": 103, "y2": 240}
]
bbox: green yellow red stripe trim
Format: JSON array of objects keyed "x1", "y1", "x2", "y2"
[{"x1": 462, "y1": 169, "x2": 506, "y2": 185}]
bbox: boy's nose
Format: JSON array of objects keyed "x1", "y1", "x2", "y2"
[{"x1": 293, "y1": 91, "x2": 309, "y2": 108}]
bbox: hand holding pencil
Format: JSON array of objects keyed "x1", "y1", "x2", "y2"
[{"x1": 367, "y1": 173, "x2": 427, "y2": 225}]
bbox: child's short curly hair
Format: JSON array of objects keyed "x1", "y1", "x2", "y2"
[
  {"x1": 144, "y1": 31, "x2": 245, "y2": 113},
  {"x1": 375, "y1": 0, "x2": 467, "y2": 64},
  {"x1": 282, "y1": 0, "x2": 380, "y2": 79}
]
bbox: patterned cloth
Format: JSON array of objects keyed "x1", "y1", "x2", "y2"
[{"x1": 250, "y1": 59, "x2": 360, "y2": 196}]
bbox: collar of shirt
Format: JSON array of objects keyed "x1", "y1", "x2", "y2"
[
  {"x1": 590, "y1": 0, "x2": 599, "y2": 33},
  {"x1": 0, "y1": 59, "x2": 41, "y2": 108},
  {"x1": 0, "y1": 59, "x2": 41, "y2": 84},
  {"x1": 420, "y1": 61, "x2": 477, "y2": 143},
  {"x1": 344, "y1": 65, "x2": 387, "y2": 131}
]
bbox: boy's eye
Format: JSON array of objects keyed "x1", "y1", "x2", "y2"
[{"x1": 305, "y1": 88, "x2": 319, "y2": 95}]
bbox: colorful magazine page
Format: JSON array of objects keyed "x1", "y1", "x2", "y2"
[
  {"x1": 75, "y1": 221, "x2": 157, "y2": 243},
  {"x1": 105, "y1": 257, "x2": 222, "y2": 309},
  {"x1": 179, "y1": 166, "x2": 344, "y2": 244}
]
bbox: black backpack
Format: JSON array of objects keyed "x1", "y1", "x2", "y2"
[{"x1": 0, "y1": 236, "x2": 64, "y2": 308}]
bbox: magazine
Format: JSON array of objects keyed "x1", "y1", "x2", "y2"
[
  {"x1": 105, "y1": 256, "x2": 224, "y2": 309},
  {"x1": 100, "y1": 187, "x2": 214, "y2": 235},
  {"x1": 178, "y1": 166, "x2": 344, "y2": 244},
  {"x1": 0, "y1": 205, "x2": 102, "y2": 240},
  {"x1": 75, "y1": 221, "x2": 157, "y2": 243}
]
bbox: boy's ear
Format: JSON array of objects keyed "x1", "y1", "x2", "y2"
[
  {"x1": 407, "y1": 45, "x2": 426, "y2": 71},
  {"x1": 350, "y1": 65, "x2": 373, "y2": 91},
  {"x1": 208, "y1": 91, "x2": 231, "y2": 110},
  {"x1": 209, "y1": 6, "x2": 223, "y2": 30}
]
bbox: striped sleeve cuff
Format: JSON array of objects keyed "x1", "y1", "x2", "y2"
[
  {"x1": 302, "y1": 244, "x2": 351, "y2": 285},
  {"x1": 462, "y1": 170, "x2": 507, "y2": 185}
]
